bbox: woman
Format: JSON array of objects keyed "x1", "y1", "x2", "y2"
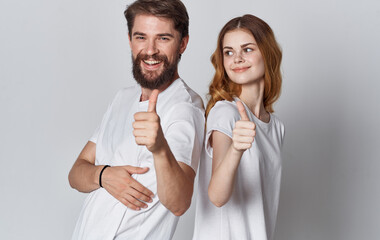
[{"x1": 193, "y1": 15, "x2": 285, "y2": 240}]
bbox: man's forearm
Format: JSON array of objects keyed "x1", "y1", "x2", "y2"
[
  {"x1": 133, "y1": 92, "x2": 196, "y2": 215},
  {"x1": 153, "y1": 141, "x2": 195, "y2": 216},
  {"x1": 68, "y1": 158, "x2": 103, "y2": 193}
]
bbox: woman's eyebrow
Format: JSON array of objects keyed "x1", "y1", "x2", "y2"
[{"x1": 241, "y1": 42, "x2": 256, "y2": 48}]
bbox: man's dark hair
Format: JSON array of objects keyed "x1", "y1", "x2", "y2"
[{"x1": 124, "y1": 0, "x2": 189, "y2": 39}]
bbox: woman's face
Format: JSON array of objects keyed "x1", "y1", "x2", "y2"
[{"x1": 222, "y1": 29, "x2": 265, "y2": 85}]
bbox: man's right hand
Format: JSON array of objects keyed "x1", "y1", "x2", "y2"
[{"x1": 101, "y1": 165, "x2": 154, "y2": 210}]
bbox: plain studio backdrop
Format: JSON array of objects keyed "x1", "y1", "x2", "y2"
[{"x1": 1, "y1": 0, "x2": 380, "y2": 239}]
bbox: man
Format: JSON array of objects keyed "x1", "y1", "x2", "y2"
[{"x1": 68, "y1": 0, "x2": 205, "y2": 239}]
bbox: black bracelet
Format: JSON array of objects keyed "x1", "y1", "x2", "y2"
[{"x1": 99, "y1": 165, "x2": 110, "y2": 188}]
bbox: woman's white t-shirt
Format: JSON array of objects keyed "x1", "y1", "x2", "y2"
[{"x1": 193, "y1": 99, "x2": 285, "y2": 240}]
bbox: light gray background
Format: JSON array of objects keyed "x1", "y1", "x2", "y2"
[{"x1": 1, "y1": 0, "x2": 379, "y2": 239}]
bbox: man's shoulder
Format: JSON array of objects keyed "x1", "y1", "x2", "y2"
[
  {"x1": 117, "y1": 84, "x2": 139, "y2": 96},
  {"x1": 156, "y1": 79, "x2": 205, "y2": 125},
  {"x1": 111, "y1": 84, "x2": 140, "y2": 102},
  {"x1": 164, "y1": 78, "x2": 204, "y2": 110}
]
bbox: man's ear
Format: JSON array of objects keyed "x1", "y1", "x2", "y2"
[{"x1": 179, "y1": 35, "x2": 189, "y2": 55}]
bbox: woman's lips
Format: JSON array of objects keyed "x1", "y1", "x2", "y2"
[{"x1": 232, "y1": 66, "x2": 250, "y2": 73}]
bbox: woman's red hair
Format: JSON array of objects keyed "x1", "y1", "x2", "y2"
[{"x1": 206, "y1": 14, "x2": 282, "y2": 117}]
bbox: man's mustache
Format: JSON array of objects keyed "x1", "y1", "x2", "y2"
[{"x1": 135, "y1": 53, "x2": 169, "y2": 64}]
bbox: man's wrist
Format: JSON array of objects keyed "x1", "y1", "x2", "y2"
[
  {"x1": 152, "y1": 140, "x2": 171, "y2": 159},
  {"x1": 98, "y1": 165, "x2": 110, "y2": 188}
]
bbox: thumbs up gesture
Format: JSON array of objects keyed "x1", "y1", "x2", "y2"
[
  {"x1": 232, "y1": 101, "x2": 256, "y2": 152},
  {"x1": 133, "y1": 90, "x2": 165, "y2": 153}
]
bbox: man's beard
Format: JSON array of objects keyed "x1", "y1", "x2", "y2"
[{"x1": 132, "y1": 52, "x2": 179, "y2": 90}]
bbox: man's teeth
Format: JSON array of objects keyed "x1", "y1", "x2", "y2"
[{"x1": 144, "y1": 60, "x2": 161, "y2": 65}]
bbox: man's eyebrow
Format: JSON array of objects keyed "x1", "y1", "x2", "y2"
[
  {"x1": 132, "y1": 32, "x2": 175, "y2": 38},
  {"x1": 133, "y1": 32, "x2": 146, "y2": 36},
  {"x1": 157, "y1": 33, "x2": 174, "y2": 38}
]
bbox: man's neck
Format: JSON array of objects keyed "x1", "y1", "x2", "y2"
[{"x1": 140, "y1": 74, "x2": 180, "y2": 101}]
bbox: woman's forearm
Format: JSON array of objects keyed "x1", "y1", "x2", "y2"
[{"x1": 208, "y1": 145, "x2": 243, "y2": 207}]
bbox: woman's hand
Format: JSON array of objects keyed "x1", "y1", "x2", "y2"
[{"x1": 232, "y1": 101, "x2": 256, "y2": 152}]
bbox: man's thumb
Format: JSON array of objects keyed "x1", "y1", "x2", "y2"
[
  {"x1": 126, "y1": 166, "x2": 150, "y2": 174},
  {"x1": 147, "y1": 89, "x2": 159, "y2": 112}
]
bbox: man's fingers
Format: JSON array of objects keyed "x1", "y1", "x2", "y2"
[
  {"x1": 123, "y1": 166, "x2": 154, "y2": 198},
  {"x1": 128, "y1": 187, "x2": 153, "y2": 203},
  {"x1": 120, "y1": 196, "x2": 146, "y2": 211},
  {"x1": 236, "y1": 101, "x2": 249, "y2": 121},
  {"x1": 125, "y1": 194, "x2": 148, "y2": 209},
  {"x1": 134, "y1": 136, "x2": 150, "y2": 146},
  {"x1": 147, "y1": 89, "x2": 159, "y2": 113},
  {"x1": 131, "y1": 180, "x2": 154, "y2": 198},
  {"x1": 133, "y1": 112, "x2": 159, "y2": 122},
  {"x1": 119, "y1": 198, "x2": 140, "y2": 210},
  {"x1": 125, "y1": 166, "x2": 150, "y2": 174}
]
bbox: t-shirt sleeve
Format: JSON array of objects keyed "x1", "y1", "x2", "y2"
[
  {"x1": 280, "y1": 120, "x2": 286, "y2": 149},
  {"x1": 88, "y1": 90, "x2": 121, "y2": 144},
  {"x1": 164, "y1": 103, "x2": 205, "y2": 173},
  {"x1": 89, "y1": 124, "x2": 101, "y2": 144},
  {"x1": 205, "y1": 101, "x2": 240, "y2": 158}
]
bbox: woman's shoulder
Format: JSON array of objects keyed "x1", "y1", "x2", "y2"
[
  {"x1": 205, "y1": 100, "x2": 239, "y2": 136},
  {"x1": 269, "y1": 113, "x2": 284, "y2": 127},
  {"x1": 210, "y1": 100, "x2": 239, "y2": 116},
  {"x1": 269, "y1": 113, "x2": 285, "y2": 138},
  {"x1": 207, "y1": 100, "x2": 240, "y2": 125}
]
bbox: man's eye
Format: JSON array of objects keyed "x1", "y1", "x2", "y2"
[
  {"x1": 160, "y1": 37, "x2": 170, "y2": 41},
  {"x1": 136, "y1": 36, "x2": 145, "y2": 40}
]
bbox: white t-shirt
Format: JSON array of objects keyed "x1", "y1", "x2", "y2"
[
  {"x1": 193, "y1": 98, "x2": 285, "y2": 240},
  {"x1": 72, "y1": 79, "x2": 205, "y2": 240}
]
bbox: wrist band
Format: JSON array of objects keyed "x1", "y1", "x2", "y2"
[{"x1": 99, "y1": 165, "x2": 110, "y2": 188}]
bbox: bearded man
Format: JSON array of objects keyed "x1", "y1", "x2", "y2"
[{"x1": 68, "y1": 0, "x2": 205, "y2": 239}]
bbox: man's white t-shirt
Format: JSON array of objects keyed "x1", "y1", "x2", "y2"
[
  {"x1": 193, "y1": 98, "x2": 285, "y2": 240},
  {"x1": 72, "y1": 79, "x2": 205, "y2": 240}
]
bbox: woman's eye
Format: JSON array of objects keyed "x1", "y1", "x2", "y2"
[
  {"x1": 224, "y1": 51, "x2": 233, "y2": 56},
  {"x1": 244, "y1": 48, "x2": 253, "y2": 53}
]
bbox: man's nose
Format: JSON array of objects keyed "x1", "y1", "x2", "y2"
[{"x1": 145, "y1": 39, "x2": 159, "y2": 56}]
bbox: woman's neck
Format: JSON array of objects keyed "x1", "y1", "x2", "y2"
[{"x1": 238, "y1": 79, "x2": 270, "y2": 123}]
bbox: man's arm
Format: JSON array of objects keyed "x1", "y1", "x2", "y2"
[
  {"x1": 153, "y1": 141, "x2": 195, "y2": 216},
  {"x1": 68, "y1": 141, "x2": 102, "y2": 192},
  {"x1": 133, "y1": 90, "x2": 197, "y2": 216},
  {"x1": 68, "y1": 141, "x2": 154, "y2": 210}
]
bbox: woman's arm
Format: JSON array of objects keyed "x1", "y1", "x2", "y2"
[{"x1": 208, "y1": 101, "x2": 256, "y2": 207}]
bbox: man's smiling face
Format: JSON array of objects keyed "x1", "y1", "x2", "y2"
[{"x1": 129, "y1": 14, "x2": 188, "y2": 89}]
